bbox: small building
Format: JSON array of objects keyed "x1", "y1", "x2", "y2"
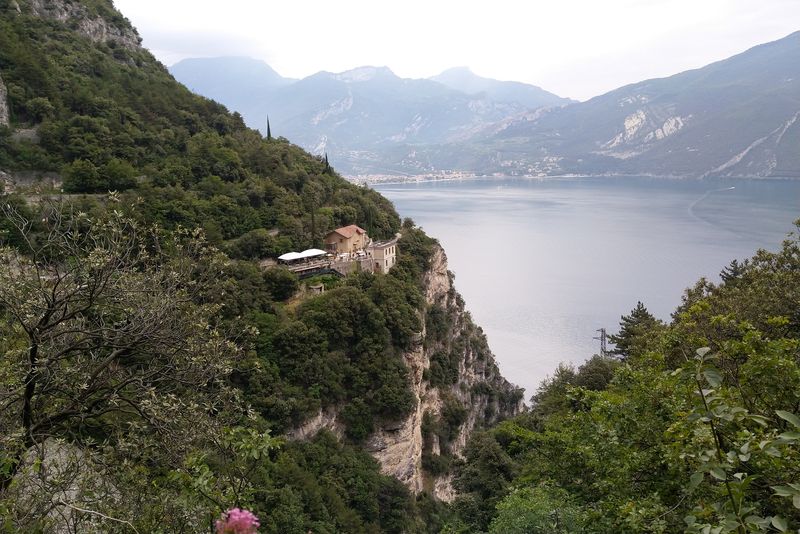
[
  {"x1": 324, "y1": 225, "x2": 369, "y2": 254},
  {"x1": 368, "y1": 237, "x2": 398, "y2": 274},
  {"x1": 308, "y1": 283, "x2": 325, "y2": 295}
]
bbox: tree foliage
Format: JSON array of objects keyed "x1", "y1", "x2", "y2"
[
  {"x1": 450, "y1": 222, "x2": 800, "y2": 533},
  {"x1": 608, "y1": 300, "x2": 662, "y2": 359},
  {"x1": 0, "y1": 202, "x2": 269, "y2": 530}
]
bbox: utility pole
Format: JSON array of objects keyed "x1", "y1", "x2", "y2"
[{"x1": 594, "y1": 328, "x2": 607, "y2": 356}]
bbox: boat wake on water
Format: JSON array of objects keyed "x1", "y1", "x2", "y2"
[{"x1": 687, "y1": 186, "x2": 736, "y2": 226}]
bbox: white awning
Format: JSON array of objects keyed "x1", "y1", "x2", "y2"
[
  {"x1": 278, "y1": 252, "x2": 303, "y2": 261},
  {"x1": 278, "y1": 249, "x2": 327, "y2": 261},
  {"x1": 297, "y1": 248, "x2": 327, "y2": 259}
]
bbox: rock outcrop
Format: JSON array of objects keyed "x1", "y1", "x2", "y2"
[
  {"x1": 0, "y1": 72, "x2": 9, "y2": 127},
  {"x1": 291, "y1": 242, "x2": 523, "y2": 500},
  {"x1": 10, "y1": 439, "x2": 121, "y2": 533},
  {"x1": 286, "y1": 408, "x2": 343, "y2": 441},
  {"x1": 372, "y1": 245, "x2": 522, "y2": 499},
  {"x1": 27, "y1": 0, "x2": 141, "y2": 50}
]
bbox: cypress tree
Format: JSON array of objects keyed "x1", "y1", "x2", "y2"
[{"x1": 266, "y1": 116, "x2": 272, "y2": 140}]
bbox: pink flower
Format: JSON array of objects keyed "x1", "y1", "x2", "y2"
[{"x1": 215, "y1": 508, "x2": 260, "y2": 534}]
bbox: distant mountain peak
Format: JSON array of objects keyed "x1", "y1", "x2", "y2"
[
  {"x1": 431, "y1": 67, "x2": 572, "y2": 109},
  {"x1": 432, "y1": 66, "x2": 491, "y2": 86},
  {"x1": 333, "y1": 66, "x2": 396, "y2": 83},
  {"x1": 440, "y1": 66, "x2": 474, "y2": 75},
  {"x1": 168, "y1": 57, "x2": 293, "y2": 120},
  {"x1": 171, "y1": 56, "x2": 287, "y2": 85}
]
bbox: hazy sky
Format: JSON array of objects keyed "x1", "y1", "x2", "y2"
[{"x1": 114, "y1": 0, "x2": 799, "y2": 101}]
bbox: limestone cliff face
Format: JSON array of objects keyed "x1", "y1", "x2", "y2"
[
  {"x1": 367, "y1": 245, "x2": 523, "y2": 499},
  {"x1": 291, "y1": 243, "x2": 523, "y2": 500},
  {"x1": 25, "y1": 0, "x2": 141, "y2": 50},
  {"x1": 0, "y1": 72, "x2": 8, "y2": 127}
]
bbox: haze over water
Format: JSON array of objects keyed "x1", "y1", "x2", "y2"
[{"x1": 376, "y1": 176, "x2": 800, "y2": 397}]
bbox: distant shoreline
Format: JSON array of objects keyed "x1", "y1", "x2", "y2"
[{"x1": 353, "y1": 173, "x2": 800, "y2": 187}]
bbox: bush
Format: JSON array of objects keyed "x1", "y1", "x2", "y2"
[
  {"x1": 62, "y1": 159, "x2": 102, "y2": 192},
  {"x1": 263, "y1": 267, "x2": 298, "y2": 301},
  {"x1": 102, "y1": 158, "x2": 137, "y2": 190},
  {"x1": 489, "y1": 486, "x2": 586, "y2": 534},
  {"x1": 25, "y1": 97, "x2": 54, "y2": 121}
]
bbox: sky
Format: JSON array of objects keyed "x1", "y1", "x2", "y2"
[{"x1": 113, "y1": 0, "x2": 800, "y2": 101}]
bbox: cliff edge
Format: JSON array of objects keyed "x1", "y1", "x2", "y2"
[{"x1": 290, "y1": 242, "x2": 524, "y2": 500}]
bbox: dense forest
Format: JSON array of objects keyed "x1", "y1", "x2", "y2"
[
  {"x1": 0, "y1": 1, "x2": 518, "y2": 532},
  {"x1": 1, "y1": 1, "x2": 798, "y2": 533}
]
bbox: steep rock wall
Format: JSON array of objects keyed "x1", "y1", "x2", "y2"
[
  {"x1": 0, "y1": 72, "x2": 9, "y2": 127},
  {"x1": 26, "y1": 0, "x2": 141, "y2": 50},
  {"x1": 379, "y1": 245, "x2": 522, "y2": 500},
  {"x1": 291, "y1": 243, "x2": 523, "y2": 500}
]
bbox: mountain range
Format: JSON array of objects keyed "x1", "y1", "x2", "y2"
[
  {"x1": 425, "y1": 30, "x2": 800, "y2": 178},
  {"x1": 172, "y1": 31, "x2": 800, "y2": 178},
  {"x1": 170, "y1": 60, "x2": 571, "y2": 175}
]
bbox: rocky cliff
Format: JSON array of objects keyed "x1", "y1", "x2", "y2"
[
  {"x1": 23, "y1": 0, "x2": 141, "y2": 50},
  {"x1": 0, "y1": 72, "x2": 8, "y2": 127},
  {"x1": 289, "y1": 243, "x2": 523, "y2": 500}
]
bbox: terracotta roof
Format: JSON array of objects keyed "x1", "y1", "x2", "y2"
[{"x1": 330, "y1": 224, "x2": 366, "y2": 239}]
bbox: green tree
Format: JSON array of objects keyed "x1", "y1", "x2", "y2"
[
  {"x1": 489, "y1": 486, "x2": 586, "y2": 534},
  {"x1": 263, "y1": 267, "x2": 299, "y2": 301},
  {"x1": 301, "y1": 180, "x2": 325, "y2": 247},
  {"x1": 574, "y1": 354, "x2": 619, "y2": 391},
  {"x1": 719, "y1": 258, "x2": 750, "y2": 283},
  {"x1": 453, "y1": 432, "x2": 518, "y2": 532},
  {"x1": 61, "y1": 158, "x2": 102, "y2": 192},
  {"x1": 25, "y1": 97, "x2": 54, "y2": 121},
  {"x1": 0, "y1": 203, "x2": 253, "y2": 531},
  {"x1": 102, "y1": 157, "x2": 137, "y2": 190},
  {"x1": 608, "y1": 301, "x2": 661, "y2": 359},
  {"x1": 530, "y1": 363, "x2": 576, "y2": 415}
]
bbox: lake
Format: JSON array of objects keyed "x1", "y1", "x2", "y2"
[{"x1": 375, "y1": 176, "x2": 800, "y2": 398}]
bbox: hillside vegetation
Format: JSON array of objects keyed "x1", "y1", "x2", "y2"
[{"x1": 0, "y1": 1, "x2": 519, "y2": 532}]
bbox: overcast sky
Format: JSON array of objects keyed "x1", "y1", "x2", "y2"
[{"x1": 113, "y1": 0, "x2": 799, "y2": 101}]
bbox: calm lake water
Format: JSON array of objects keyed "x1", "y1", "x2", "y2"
[{"x1": 375, "y1": 176, "x2": 800, "y2": 398}]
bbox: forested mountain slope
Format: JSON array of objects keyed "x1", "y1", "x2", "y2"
[{"x1": 0, "y1": 1, "x2": 521, "y2": 532}]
